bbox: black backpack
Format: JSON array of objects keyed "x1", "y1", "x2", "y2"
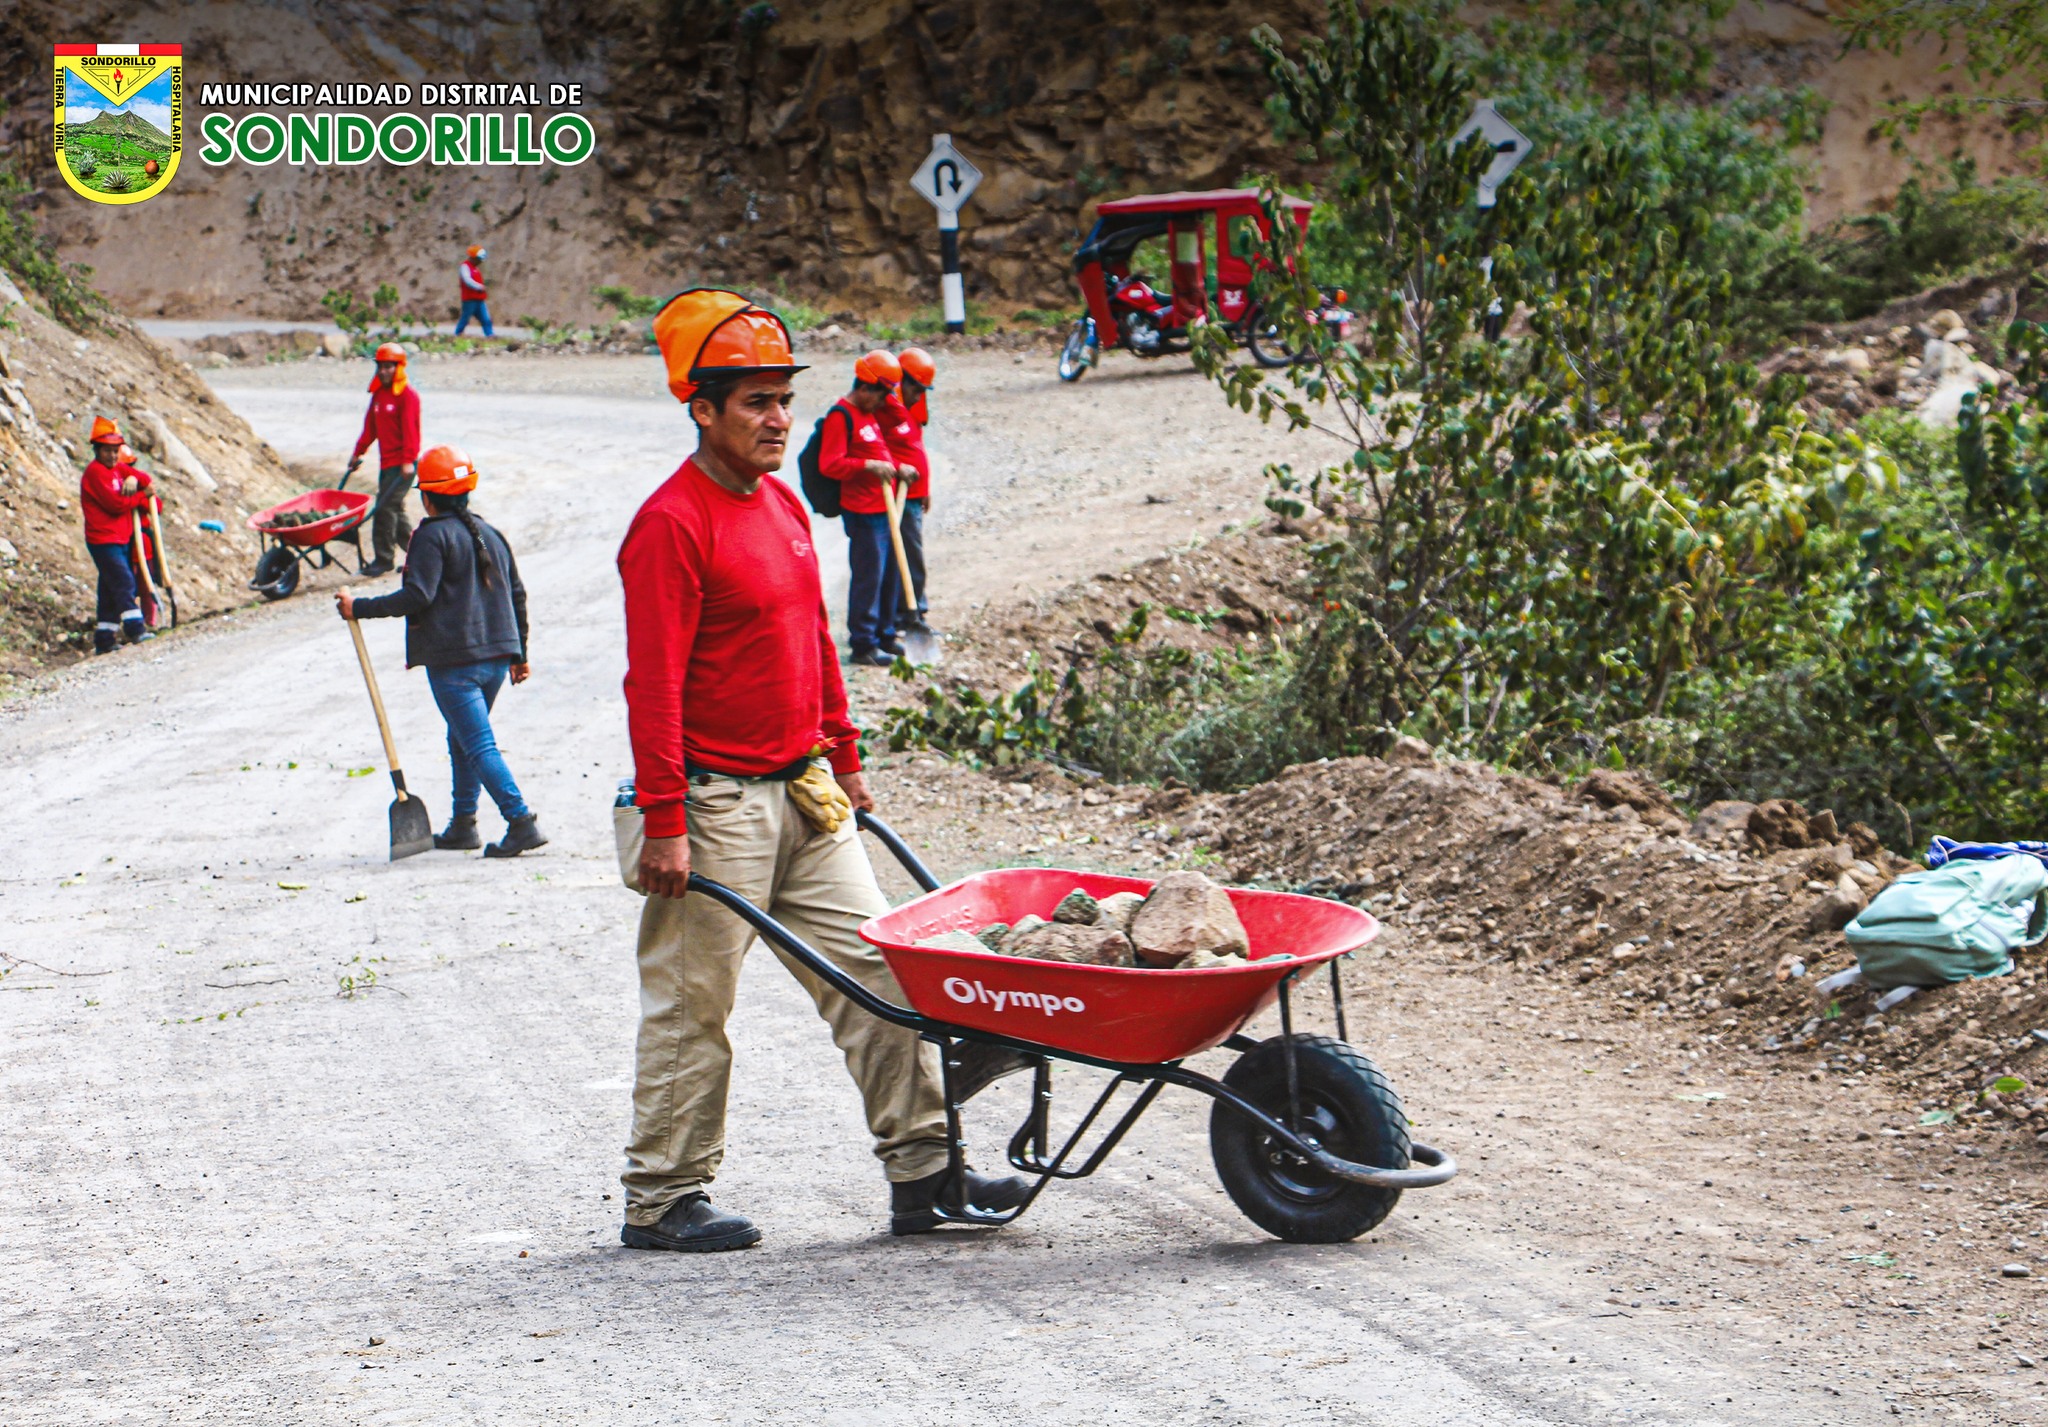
[{"x1": 796, "y1": 406, "x2": 854, "y2": 518}]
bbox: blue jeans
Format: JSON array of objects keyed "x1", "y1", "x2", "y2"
[
  {"x1": 87, "y1": 542, "x2": 143, "y2": 651},
  {"x1": 425, "y1": 659, "x2": 529, "y2": 822},
  {"x1": 841, "y1": 510, "x2": 901, "y2": 652},
  {"x1": 455, "y1": 298, "x2": 493, "y2": 336}
]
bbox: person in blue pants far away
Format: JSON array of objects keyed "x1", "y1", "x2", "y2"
[
  {"x1": 336, "y1": 444, "x2": 546, "y2": 858},
  {"x1": 454, "y1": 244, "x2": 494, "y2": 337},
  {"x1": 818, "y1": 350, "x2": 906, "y2": 666}
]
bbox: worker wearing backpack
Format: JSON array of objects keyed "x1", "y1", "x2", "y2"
[{"x1": 800, "y1": 351, "x2": 905, "y2": 666}]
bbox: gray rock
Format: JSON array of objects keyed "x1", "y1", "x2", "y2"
[
  {"x1": 1176, "y1": 948, "x2": 1249, "y2": 970},
  {"x1": 1386, "y1": 734, "x2": 1435, "y2": 767},
  {"x1": 1005, "y1": 922, "x2": 1134, "y2": 966},
  {"x1": 975, "y1": 923, "x2": 1010, "y2": 952},
  {"x1": 916, "y1": 930, "x2": 999, "y2": 955},
  {"x1": 1129, "y1": 871, "x2": 1250, "y2": 967},
  {"x1": 2001, "y1": 1263, "x2": 2032, "y2": 1279},
  {"x1": 1053, "y1": 889, "x2": 1101, "y2": 925},
  {"x1": 1095, "y1": 891, "x2": 1145, "y2": 934},
  {"x1": 996, "y1": 914, "x2": 1048, "y2": 954},
  {"x1": 1806, "y1": 874, "x2": 1868, "y2": 933},
  {"x1": 1691, "y1": 800, "x2": 1756, "y2": 846}
]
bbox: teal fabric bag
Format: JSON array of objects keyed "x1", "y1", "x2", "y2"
[{"x1": 1844, "y1": 856, "x2": 2048, "y2": 990}]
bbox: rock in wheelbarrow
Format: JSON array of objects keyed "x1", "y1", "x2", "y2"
[
  {"x1": 1130, "y1": 871, "x2": 1249, "y2": 968},
  {"x1": 1004, "y1": 921, "x2": 1134, "y2": 966},
  {"x1": 1094, "y1": 891, "x2": 1145, "y2": 934},
  {"x1": 915, "y1": 931, "x2": 999, "y2": 955}
]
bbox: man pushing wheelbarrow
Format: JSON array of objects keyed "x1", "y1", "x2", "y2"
[{"x1": 615, "y1": 290, "x2": 1028, "y2": 1251}]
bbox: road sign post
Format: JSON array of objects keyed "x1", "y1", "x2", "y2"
[
  {"x1": 909, "y1": 133, "x2": 983, "y2": 335},
  {"x1": 1453, "y1": 100, "x2": 1533, "y2": 339}
]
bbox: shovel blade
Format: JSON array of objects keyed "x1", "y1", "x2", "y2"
[
  {"x1": 389, "y1": 793, "x2": 434, "y2": 861},
  {"x1": 901, "y1": 626, "x2": 943, "y2": 667}
]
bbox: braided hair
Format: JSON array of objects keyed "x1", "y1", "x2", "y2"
[{"x1": 425, "y1": 491, "x2": 498, "y2": 588}]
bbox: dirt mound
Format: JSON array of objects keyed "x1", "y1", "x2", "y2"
[
  {"x1": 1164, "y1": 750, "x2": 2048, "y2": 1118},
  {"x1": 0, "y1": 271, "x2": 296, "y2": 677}
]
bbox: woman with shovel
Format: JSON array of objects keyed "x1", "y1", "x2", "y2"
[{"x1": 336, "y1": 445, "x2": 546, "y2": 859}]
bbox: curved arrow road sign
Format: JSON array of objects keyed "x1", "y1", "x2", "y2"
[{"x1": 911, "y1": 133, "x2": 982, "y2": 215}]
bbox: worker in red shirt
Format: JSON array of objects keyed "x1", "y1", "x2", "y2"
[
  {"x1": 819, "y1": 349, "x2": 906, "y2": 665},
  {"x1": 885, "y1": 346, "x2": 937, "y2": 632},
  {"x1": 454, "y1": 245, "x2": 493, "y2": 337},
  {"x1": 79, "y1": 416, "x2": 154, "y2": 652},
  {"x1": 344, "y1": 342, "x2": 421, "y2": 576},
  {"x1": 614, "y1": 289, "x2": 1025, "y2": 1251}
]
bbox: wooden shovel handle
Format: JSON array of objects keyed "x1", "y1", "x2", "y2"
[
  {"x1": 145, "y1": 498, "x2": 172, "y2": 590},
  {"x1": 880, "y1": 478, "x2": 918, "y2": 616},
  {"x1": 129, "y1": 511, "x2": 155, "y2": 598},
  {"x1": 343, "y1": 590, "x2": 409, "y2": 800}
]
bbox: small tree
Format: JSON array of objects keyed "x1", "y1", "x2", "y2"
[{"x1": 1195, "y1": 0, "x2": 1885, "y2": 763}]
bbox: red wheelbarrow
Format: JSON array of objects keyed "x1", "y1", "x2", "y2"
[
  {"x1": 688, "y1": 813, "x2": 1455, "y2": 1243},
  {"x1": 246, "y1": 475, "x2": 374, "y2": 600}
]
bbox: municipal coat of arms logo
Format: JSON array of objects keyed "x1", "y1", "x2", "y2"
[{"x1": 54, "y1": 44, "x2": 182, "y2": 205}]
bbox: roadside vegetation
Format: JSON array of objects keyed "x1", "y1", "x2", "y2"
[{"x1": 886, "y1": 0, "x2": 2048, "y2": 851}]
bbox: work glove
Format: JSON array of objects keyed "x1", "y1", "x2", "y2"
[{"x1": 789, "y1": 763, "x2": 852, "y2": 836}]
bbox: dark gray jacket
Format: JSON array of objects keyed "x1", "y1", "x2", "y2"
[{"x1": 352, "y1": 512, "x2": 528, "y2": 669}]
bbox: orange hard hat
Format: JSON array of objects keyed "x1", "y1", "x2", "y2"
[
  {"x1": 653, "y1": 288, "x2": 806, "y2": 406},
  {"x1": 897, "y1": 347, "x2": 936, "y2": 387},
  {"x1": 854, "y1": 349, "x2": 902, "y2": 387},
  {"x1": 373, "y1": 342, "x2": 408, "y2": 364},
  {"x1": 466, "y1": 245, "x2": 485, "y2": 260},
  {"x1": 416, "y1": 445, "x2": 479, "y2": 496},
  {"x1": 89, "y1": 415, "x2": 124, "y2": 446}
]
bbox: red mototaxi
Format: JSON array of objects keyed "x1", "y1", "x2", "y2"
[{"x1": 1058, "y1": 188, "x2": 1351, "y2": 380}]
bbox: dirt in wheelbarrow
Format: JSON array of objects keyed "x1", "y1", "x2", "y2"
[{"x1": 863, "y1": 748, "x2": 2048, "y2": 1423}]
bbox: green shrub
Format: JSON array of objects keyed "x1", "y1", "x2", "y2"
[
  {"x1": 593, "y1": 284, "x2": 661, "y2": 320},
  {"x1": 98, "y1": 169, "x2": 131, "y2": 192}
]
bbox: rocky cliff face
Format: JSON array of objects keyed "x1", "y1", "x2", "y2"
[{"x1": 0, "y1": 1, "x2": 2033, "y2": 321}]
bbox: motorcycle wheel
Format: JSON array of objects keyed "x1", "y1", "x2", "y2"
[
  {"x1": 1058, "y1": 323, "x2": 1093, "y2": 382},
  {"x1": 1245, "y1": 310, "x2": 1299, "y2": 369}
]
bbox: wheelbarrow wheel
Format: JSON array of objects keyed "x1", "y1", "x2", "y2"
[
  {"x1": 1210, "y1": 1034, "x2": 1409, "y2": 1243},
  {"x1": 252, "y1": 545, "x2": 299, "y2": 600}
]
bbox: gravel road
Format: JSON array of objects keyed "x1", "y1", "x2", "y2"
[{"x1": 1, "y1": 351, "x2": 1912, "y2": 1424}]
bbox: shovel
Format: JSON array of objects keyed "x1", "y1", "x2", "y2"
[
  {"x1": 142, "y1": 499, "x2": 178, "y2": 628},
  {"x1": 343, "y1": 588, "x2": 433, "y2": 860},
  {"x1": 880, "y1": 476, "x2": 941, "y2": 665},
  {"x1": 129, "y1": 510, "x2": 170, "y2": 631}
]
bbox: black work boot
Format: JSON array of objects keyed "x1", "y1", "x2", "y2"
[
  {"x1": 877, "y1": 635, "x2": 906, "y2": 657},
  {"x1": 434, "y1": 816, "x2": 481, "y2": 851},
  {"x1": 891, "y1": 1167, "x2": 1031, "y2": 1235},
  {"x1": 484, "y1": 814, "x2": 548, "y2": 858},
  {"x1": 620, "y1": 1193, "x2": 761, "y2": 1253},
  {"x1": 359, "y1": 557, "x2": 395, "y2": 578}
]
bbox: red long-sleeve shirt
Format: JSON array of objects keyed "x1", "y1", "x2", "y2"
[
  {"x1": 817, "y1": 396, "x2": 893, "y2": 515},
  {"x1": 351, "y1": 382, "x2": 421, "y2": 468},
  {"x1": 881, "y1": 393, "x2": 930, "y2": 502},
  {"x1": 80, "y1": 459, "x2": 153, "y2": 544},
  {"x1": 618, "y1": 459, "x2": 861, "y2": 839}
]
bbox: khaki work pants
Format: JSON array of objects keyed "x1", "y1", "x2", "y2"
[{"x1": 622, "y1": 773, "x2": 948, "y2": 1225}]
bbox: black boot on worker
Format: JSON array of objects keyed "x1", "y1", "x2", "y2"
[
  {"x1": 890, "y1": 1166, "x2": 1031, "y2": 1235},
  {"x1": 359, "y1": 557, "x2": 395, "y2": 578},
  {"x1": 434, "y1": 816, "x2": 481, "y2": 851},
  {"x1": 484, "y1": 813, "x2": 547, "y2": 858},
  {"x1": 620, "y1": 1193, "x2": 762, "y2": 1253}
]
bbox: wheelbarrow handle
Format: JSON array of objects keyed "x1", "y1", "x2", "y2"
[{"x1": 855, "y1": 809, "x2": 939, "y2": 892}]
